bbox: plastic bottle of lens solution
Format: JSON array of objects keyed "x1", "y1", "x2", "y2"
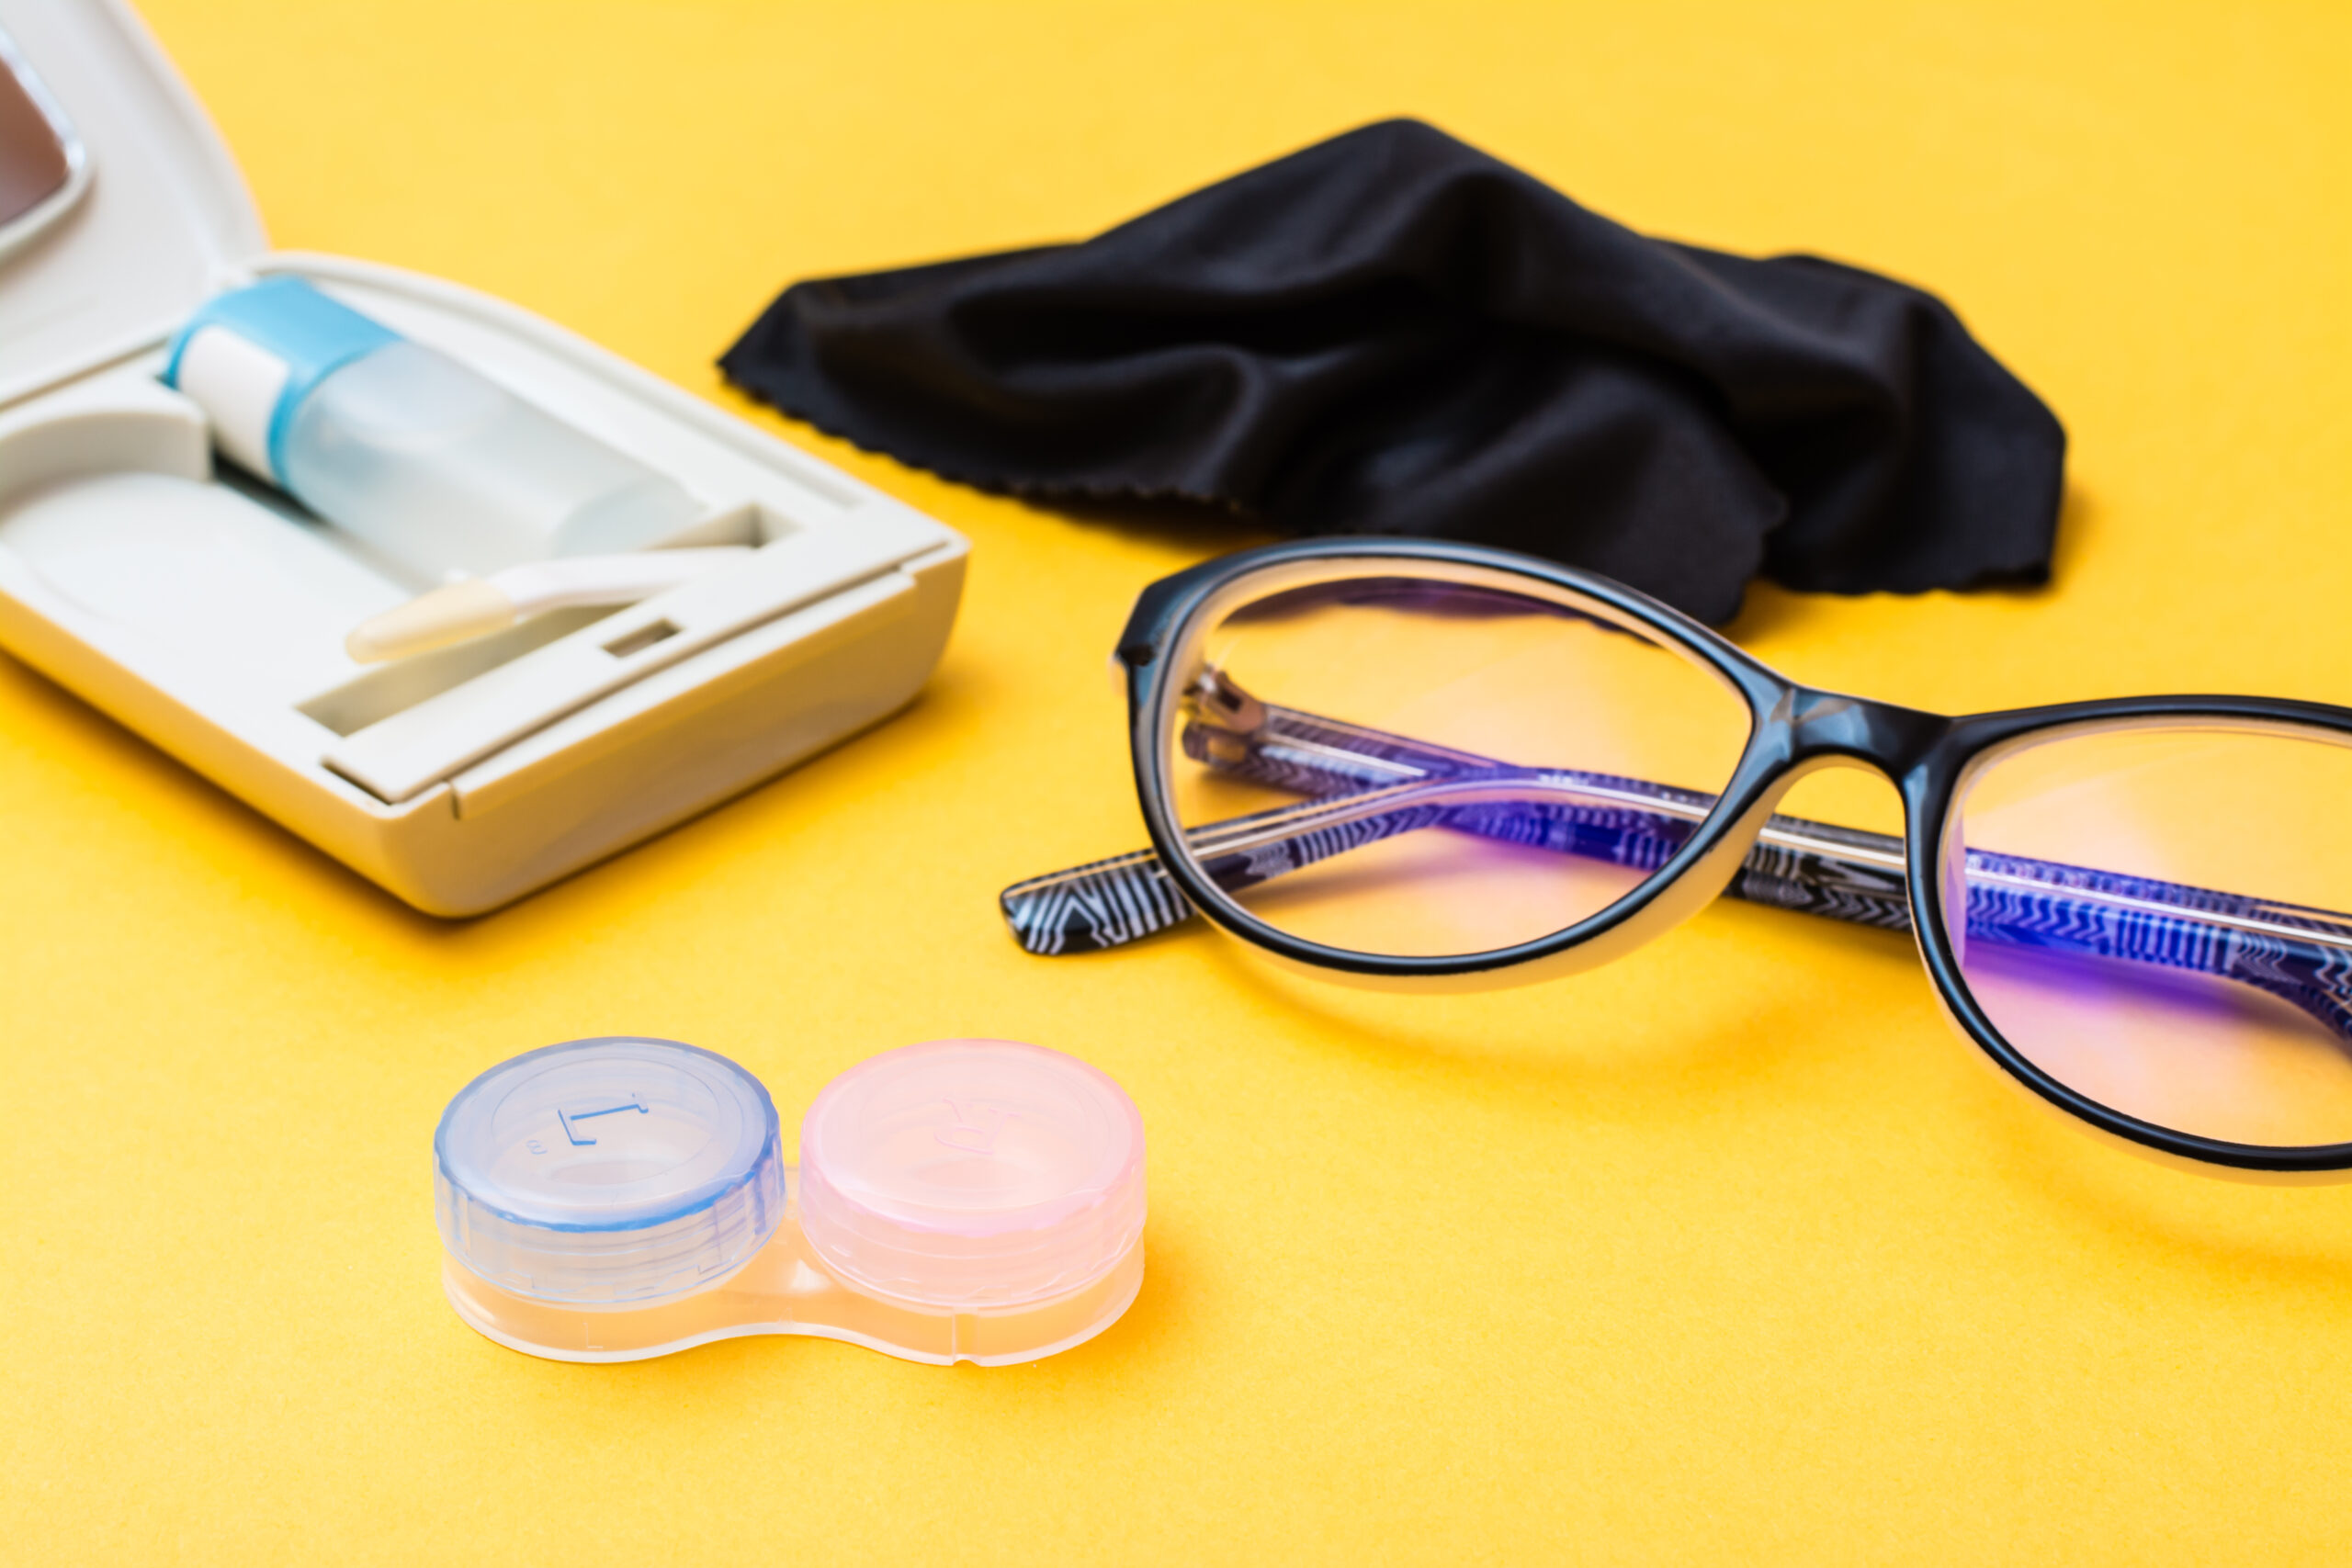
[{"x1": 162, "y1": 276, "x2": 702, "y2": 582}]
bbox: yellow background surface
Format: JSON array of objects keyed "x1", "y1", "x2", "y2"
[{"x1": 8, "y1": 1, "x2": 2352, "y2": 1561}]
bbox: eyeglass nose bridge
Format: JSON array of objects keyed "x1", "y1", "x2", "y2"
[
  {"x1": 1508, "y1": 689, "x2": 1939, "y2": 991},
  {"x1": 1771, "y1": 687, "x2": 1950, "y2": 780}
]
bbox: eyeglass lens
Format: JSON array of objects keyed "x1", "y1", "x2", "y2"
[
  {"x1": 1944, "y1": 725, "x2": 2352, "y2": 1147},
  {"x1": 1158, "y1": 570, "x2": 1754, "y2": 958}
]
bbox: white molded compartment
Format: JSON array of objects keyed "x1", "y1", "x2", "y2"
[{"x1": 0, "y1": 1, "x2": 967, "y2": 914}]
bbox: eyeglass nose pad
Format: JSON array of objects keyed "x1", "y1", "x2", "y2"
[{"x1": 1188, "y1": 666, "x2": 1266, "y2": 731}]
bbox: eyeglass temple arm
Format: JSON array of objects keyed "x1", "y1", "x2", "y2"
[
  {"x1": 1241, "y1": 703, "x2": 2352, "y2": 1041},
  {"x1": 1262, "y1": 711, "x2": 2352, "y2": 1041},
  {"x1": 999, "y1": 701, "x2": 1910, "y2": 954},
  {"x1": 999, "y1": 698, "x2": 2352, "y2": 1041}
]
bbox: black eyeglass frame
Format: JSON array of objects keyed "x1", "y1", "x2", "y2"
[{"x1": 1113, "y1": 536, "x2": 2352, "y2": 1179}]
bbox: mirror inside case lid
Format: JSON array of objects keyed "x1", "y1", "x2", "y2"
[
  {"x1": 0, "y1": 0, "x2": 260, "y2": 411},
  {"x1": 0, "y1": 28, "x2": 87, "y2": 261}
]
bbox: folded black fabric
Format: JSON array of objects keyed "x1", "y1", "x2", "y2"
[{"x1": 721, "y1": 118, "x2": 2064, "y2": 624}]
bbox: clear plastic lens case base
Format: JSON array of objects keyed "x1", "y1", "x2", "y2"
[{"x1": 435, "y1": 1039, "x2": 1148, "y2": 1365}]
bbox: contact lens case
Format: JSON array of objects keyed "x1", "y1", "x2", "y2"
[
  {"x1": 434, "y1": 1037, "x2": 1146, "y2": 1365},
  {"x1": 0, "y1": 0, "x2": 967, "y2": 918}
]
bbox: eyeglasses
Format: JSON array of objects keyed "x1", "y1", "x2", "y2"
[{"x1": 1000, "y1": 537, "x2": 2352, "y2": 1178}]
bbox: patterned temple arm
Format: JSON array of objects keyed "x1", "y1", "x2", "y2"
[
  {"x1": 1001, "y1": 700, "x2": 1909, "y2": 954},
  {"x1": 999, "y1": 696, "x2": 2352, "y2": 1039}
]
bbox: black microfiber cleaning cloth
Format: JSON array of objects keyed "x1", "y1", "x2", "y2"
[{"x1": 720, "y1": 118, "x2": 2064, "y2": 624}]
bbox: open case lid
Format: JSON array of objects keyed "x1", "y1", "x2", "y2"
[{"x1": 0, "y1": 0, "x2": 263, "y2": 411}]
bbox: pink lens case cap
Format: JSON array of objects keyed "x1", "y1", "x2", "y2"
[{"x1": 798, "y1": 1038, "x2": 1148, "y2": 1308}]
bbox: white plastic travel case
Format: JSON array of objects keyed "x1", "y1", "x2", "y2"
[{"x1": 0, "y1": 0, "x2": 967, "y2": 915}]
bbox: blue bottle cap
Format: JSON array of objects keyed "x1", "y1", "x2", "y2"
[
  {"x1": 433, "y1": 1037, "x2": 784, "y2": 1305},
  {"x1": 160, "y1": 276, "x2": 401, "y2": 482}
]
